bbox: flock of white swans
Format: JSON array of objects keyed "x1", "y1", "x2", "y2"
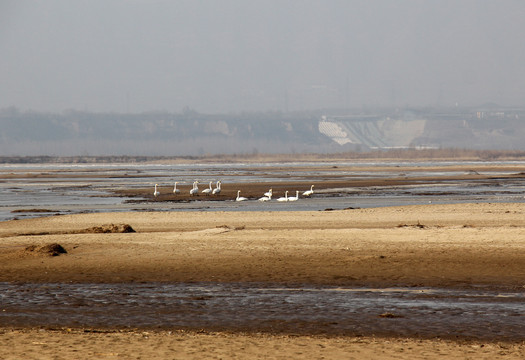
[{"x1": 153, "y1": 181, "x2": 314, "y2": 202}]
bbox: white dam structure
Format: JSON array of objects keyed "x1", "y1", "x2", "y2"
[{"x1": 318, "y1": 115, "x2": 427, "y2": 149}]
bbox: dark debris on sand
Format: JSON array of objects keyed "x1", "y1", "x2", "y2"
[
  {"x1": 24, "y1": 243, "x2": 67, "y2": 256},
  {"x1": 80, "y1": 224, "x2": 136, "y2": 234}
]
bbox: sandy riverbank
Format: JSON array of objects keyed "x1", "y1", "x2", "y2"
[
  {"x1": 1, "y1": 328, "x2": 524, "y2": 360},
  {"x1": 1, "y1": 203, "x2": 525, "y2": 288},
  {"x1": 1, "y1": 203, "x2": 525, "y2": 358}
]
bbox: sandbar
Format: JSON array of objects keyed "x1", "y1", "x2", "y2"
[{"x1": 1, "y1": 203, "x2": 525, "y2": 359}]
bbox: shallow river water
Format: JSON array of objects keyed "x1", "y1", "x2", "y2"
[
  {"x1": 1, "y1": 282, "x2": 524, "y2": 340},
  {"x1": 2, "y1": 161, "x2": 525, "y2": 339},
  {"x1": 2, "y1": 161, "x2": 525, "y2": 221}
]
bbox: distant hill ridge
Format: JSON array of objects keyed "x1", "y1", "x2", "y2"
[{"x1": 1, "y1": 107, "x2": 524, "y2": 156}]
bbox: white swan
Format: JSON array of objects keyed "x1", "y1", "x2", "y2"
[
  {"x1": 190, "y1": 181, "x2": 199, "y2": 196},
  {"x1": 264, "y1": 188, "x2": 272, "y2": 198},
  {"x1": 288, "y1": 190, "x2": 299, "y2": 201},
  {"x1": 212, "y1": 180, "x2": 221, "y2": 195},
  {"x1": 276, "y1": 191, "x2": 289, "y2": 202},
  {"x1": 236, "y1": 190, "x2": 247, "y2": 201},
  {"x1": 303, "y1": 185, "x2": 314, "y2": 197},
  {"x1": 258, "y1": 193, "x2": 271, "y2": 201},
  {"x1": 202, "y1": 181, "x2": 213, "y2": 195},
  {"x1": 173, "y1": 182, "x2": 180, "y2": 194},
  {"x1": 154, "y1": 184, "x2": 160, "y2": 197}
]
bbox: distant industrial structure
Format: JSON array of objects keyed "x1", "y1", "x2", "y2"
[
  {"x1": 1, "y1": 106, "x2": 525, "y2": 156},
  {"x1": 318, "y1": 114, "x2": 426, "y2": 149},
  {"x1": 318, "y1": 107, "x2": 525, "y2": 150}
]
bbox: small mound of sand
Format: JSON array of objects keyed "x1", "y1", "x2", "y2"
[
  {"x1": 378, "y1": 312, "x2": 404, "y2": 318},
  {"x1": 24, "y1": 243, "x2": 67, "y2": 256},
  {"x1": 397, "y1": 221, "x2": 426, "y2": 229},
  {"x1": 466, "y1": 170, "x2": 480, "y2": 175},
  {"x1": 80, "y1": 224, "x2": 136, "y2": 234},
  {"x1": 193, "y1": 227, "x2": 232, "y2": 235}
]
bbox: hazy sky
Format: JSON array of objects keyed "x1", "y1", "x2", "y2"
[{"x1": 1, "y1": 0, "x2": 524, "y2": 114}]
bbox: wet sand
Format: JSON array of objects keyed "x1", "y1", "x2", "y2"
[{"x1": 1, "y1": 203, "x2": 525, "y2": 358}]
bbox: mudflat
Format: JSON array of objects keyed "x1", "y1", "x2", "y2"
[{"x1": 1, "y1": 203, "x2": 524, "y2": 359}]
